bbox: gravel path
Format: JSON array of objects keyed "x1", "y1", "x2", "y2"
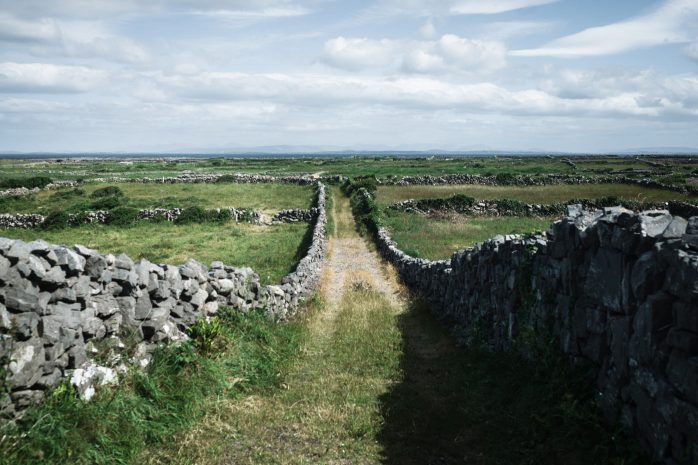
[{"x1": 321, "y1": 191, "x2": 404, "y2": 308}]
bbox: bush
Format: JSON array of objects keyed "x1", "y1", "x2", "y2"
[
  {"x1": 49, "y1": 188, "x2": 85, "y2": 200},
  {"x1": 41, "y1": 211, "x2": 70, "y2": 230},
  {"x1": 350, "y1": 188, "x2": 381, "y2": 235},
  {"x1": 495, "y1": 173, "x2": 516, "y2": 184},
  {"x1": 90, "y1": 186, "x2": 124, "y2": 199},
  {"x1": 215, "y1": 175, "x2": 238, "y2": 183},
  {"x1": 0, "y1": 176, "x2": 53, "y2": 189},
  {"x1": 106, "y1": 207, "x2": 139, "y2": 226},
  {"x1": 90, "y1": 195, "x2": 123, "y2": 210},
  {"x1": 494, "y1": 198, "x2": 528, "y2": 215},
  {"x1": 175, "y1": 206, "x2": 228, "y2": 224},
  {"x1": 342, "y1": 176, "x2": 378, "y2": 196},
  {"x1": 413, "y1": 194, "x2": 475, "y2": 212}
]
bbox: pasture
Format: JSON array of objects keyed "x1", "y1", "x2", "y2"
[
  {"x1": 0, "y1": 182, "x2": 314, "y2": 215},
  {"x1": 376, "y1": 183, "x2": 695, "y2": 208}
]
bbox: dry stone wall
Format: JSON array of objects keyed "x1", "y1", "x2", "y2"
[
  {"x1": 0, "y1": 183, "x2": 326, "y2": 419},
  {"x1": 385, "y1": 173, "x2": 696, "y2": 194},
  {"x1": 377, "y1": 204, "x2": 698, "y2": 464},
  {"x1": 387, "y1": 197, "x2": 698, "y2": 219},
  {"x1": 0, "y1": 207, "x2": 263, "y2": 229}
]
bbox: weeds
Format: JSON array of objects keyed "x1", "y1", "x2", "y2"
[{"x1": 0, "y1": 306, "x2": 304, "y2": 465}]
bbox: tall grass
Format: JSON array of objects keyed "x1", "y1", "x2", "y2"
[{"x1": 0, "y1": 307, "x2": 306, "y2": 465}]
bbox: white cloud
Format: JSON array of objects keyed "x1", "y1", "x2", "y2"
[
  {"x1": 321, "y1": 37, "x2": 400, "y2": 71},
  {"x1": 420, "y1": 19, "x2": 437, "y2": 38},
  {"x1": 0, "y1": 0, "x2": 311, "y2": 19},
  {"x1": 686, "y1": 42, "x2": 698, "y2": 62},
  {"x1": 321, "y1": 34, "x2": 507, "y2": 73},
  {"x1": 149, "y1": 69, "x2": 698, "y2": 118},
  {"x1": 0, "y1": 63, "x2": 106, "y2": 93},
  {"x1": 449, "y1": 0, "x2": 557, "y2": 15},
  {"x1": 0, "y1": 14, "x2": 150, "y2": 63},
  {"x1": 512, "y1": 0, "x2": 698, "y2": 57},
  {"x1": 367, "y1": 0, "x2": 558, "y2": 18},
  {"x1": 479, "y1": 20, "x2": 556, "y2": 40}
]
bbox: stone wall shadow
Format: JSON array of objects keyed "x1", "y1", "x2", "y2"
[
  {"x1": 376, "y1": 301, "x2": 651, "y2": 465},
  {"x1": 377, "y1": 300, "x2": 484, "y2": 465}
]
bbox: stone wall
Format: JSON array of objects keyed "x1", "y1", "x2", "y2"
[
  {"x1": 271, "y1": 208, "x2": 319, "y2": 223},
  {"x1": 384, "y1": 173, "x2": 697, "y2": 194},
  {"x1": 386, "y1": 197, "x2": 698, "y2": 219},
  {"x1": 0, "y1": 181, "x2": 79, "y2": 199},
  {"x1": 0, "y1": 207, "x2": 263, "y2": 229},
  {"x1": 376, "y1": 202, "x2": 698, "y2": 464},
  {"x1": 0, "y1": 183, "x2": 326, "y2": 418}
]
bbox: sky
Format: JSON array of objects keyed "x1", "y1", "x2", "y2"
[{"x1": 0, "y1": 0, "x2": 697, "y2": 153}]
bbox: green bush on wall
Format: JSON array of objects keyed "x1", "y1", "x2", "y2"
[
  {"x1": 174, "y1": 206, "x2": 229, "y2": 224},
  {"x1": 106, "y1": 207, "x2": 140, "y2": 226},
  {"x1": 0, "y1": 176, "x2": 53, "y2": 189},
  {"x1": 90, "y1": 186, "x2": 124, "y2": 199},
  {"x1": 40, "y1": 211, "x2": 70, "y2": 230},
  {"x1": 49, "y1": 188, "x2": 85, "y2": 200}
]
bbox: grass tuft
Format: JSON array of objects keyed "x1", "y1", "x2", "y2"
[{"x1": 0, "y1": 306, "x2": 305, "y2": 465}]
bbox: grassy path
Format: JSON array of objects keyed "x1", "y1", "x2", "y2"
[
  {"x1": 144, "y1": 189, "x2": 648, "y2": 465},
  {"x1": 146, "y1": 189, "x2": 407, "y2": 464}
]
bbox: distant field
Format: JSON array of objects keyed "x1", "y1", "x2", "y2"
[
  {"x1": 1, "y1": 221, "x2": 309, "y2": 284},
  {"x1": 376, "y1": 183, "x2": 694, "y2": 208},
  {"x1": 0, "y1": 155, "x2": 696, "y2": 181},
  {"x1": 383, "y1": 212, "x2": 553, "y2": 260},
  {"x1": 0, "y1": 182, "x2": 313, "y2": 215}
]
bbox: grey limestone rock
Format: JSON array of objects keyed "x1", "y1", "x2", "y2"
[
  {"x1": 640, "y1": 210, "x2": 673, "y2": 238},
  {"x1": 54, "y1": 246, "x2": 86, "y2": 273},
  {"x1": 662, "y1": 217, "x2": 688, "y2": 239}
]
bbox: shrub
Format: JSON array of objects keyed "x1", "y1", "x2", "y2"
[
  {"x1": 175, "y1": 206, "x2": 228, "y2": 224},
  {"x1": 495, "y1": 172, "x2": 516, "y2": 184},
  {"x1": 494, "y1": 198, "x2": 528, "y2": 215},
  {"x1": 50, "y1": 188, "x2": 85, "y2": 200},
  {"x1": 41, "y1": 211, "x2": 70, "y2": 230},
  {"x1": 0, "y1": 176, "x2": 53, "y2": 189},
  {"x1": 215, "y1": 175, "x2": 238, "y2": 183},
  {"x1": 414, "y1": 194, "x2": 475, "y2": 212},
  {"x1": 350, "y1": 188, "x2": 381, "y2": 235},
  {"x1": 106, "y1": 207, "x2": 139, "y2": 226},
  {"x1": 342, "y1": 176, "x2": 378, "y2": 196},
  {"x1": 90, "y1": 186, "x2": 124, "y2": 199},
  {"x1": 90, "y1": 195, "x2": 123, "y2": 210}
]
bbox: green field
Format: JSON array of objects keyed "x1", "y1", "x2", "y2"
[
  {"x1": 1, "y1": 155, "x2": 696, "y2": 184},
  {"x1": 1, "y1": 221, "x2": 309, "y2": 284},
  {"x1": 0, "y1": 182, "x2": 313, "y2": 215},
  {"x1": 383, "y1": 212, "x2": 553, "y2": 260},
  {"x1": 376, "y1": 183, "x2": 693, "y2": 208}
]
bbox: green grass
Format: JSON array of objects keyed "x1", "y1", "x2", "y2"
[
  {"x1": 143, "y1": 286, "x2": 404, "y2": 464},
  {"x1": 1, "y1": 155, "x2": 696, "y2": 181},
  {"x1": 137, "y1": 288, "x2": 649, "y2": 465},
  {"x1": 383, "y1": 211, "x2": 553, "y2": 259},
  {"x1": 0, "y1": 182, "x2": 313, "y2": 215},
  {"x1": 377, "y1": 183, "x2": 693, "y2": 208},
  {"x1": 0, "y1": 307, "x2": 307, "y2": 465},
  {"x1": 0, "y1": 221, "x2": 308, "y2": 284},
  {"x1": 379, "y1": 302, "x2": 650, "y2": 465}
]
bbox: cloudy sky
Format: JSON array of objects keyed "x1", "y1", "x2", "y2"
[{"x1": 1, "y1": 0, "x2": 697, "y2": 153}]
